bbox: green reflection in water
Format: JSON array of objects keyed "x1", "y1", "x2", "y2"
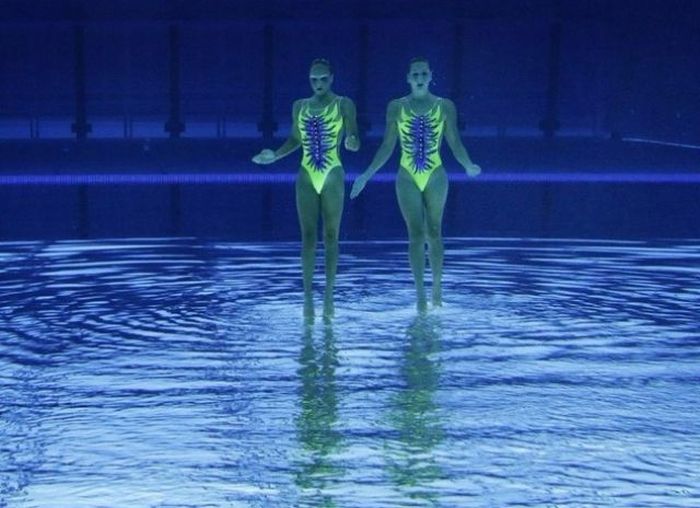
[
  {"x1": 294, "y1": 323, "x2": 344, "y2": 507},
  {"x1": 386, "y1": 315, "x2": 445, "y2": 503}
]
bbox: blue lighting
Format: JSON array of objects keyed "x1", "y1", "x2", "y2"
[{"x1": 0, "y1": 172, "x2": 699, "y2": 186}]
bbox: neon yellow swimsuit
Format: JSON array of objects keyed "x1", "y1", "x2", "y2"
[
  {"x1": 396, "y1": 98, "x2": 445, "y2": 191},
  {"x1": 297, "y1": 97, "x2": 345, "y2": 194}
]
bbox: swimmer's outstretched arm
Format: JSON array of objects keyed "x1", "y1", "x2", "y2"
[
  {"x1": 252, "y1": 100, "x2": 302, "y2": 165},
  {"x1": 443, "y1": 99, "x2": 481, "y2": 177},
  {"x1": 350, "y1": 100, "x2": 400, "y2": 198},
  {"x1": 341, "y1": 98, "x2": 360, "y2": 152}
]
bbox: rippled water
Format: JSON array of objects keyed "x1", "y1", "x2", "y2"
[{"x1": 1, "y1": 238, "x2": 699, "y2": 507}]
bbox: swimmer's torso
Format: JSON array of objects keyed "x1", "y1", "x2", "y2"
[
  {"x1": 396, "y1": 97, "x2": 446, "y2": 191},
  {"x1": 297, "y1": 96, "x2": 345, "y2": 193}
]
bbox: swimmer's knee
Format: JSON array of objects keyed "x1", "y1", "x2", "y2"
[
  {"x1": 323, "y1": 227, "x2": 339, "y2": 243},
  {"x1": 426, "y1": 224, "x2": 441, "y2": 240},
  {"x1": 301, "y1": 229, "x2": 317, "y2": 245},
  {"x1": 407, "y1": 226, "x2": 425, "y2": 244}
]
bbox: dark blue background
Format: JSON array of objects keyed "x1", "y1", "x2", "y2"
[
  {"x1": 0, "y1": 0, "x2": 699, "y2": 241},
  {"x1": 1, "y1": 0, "x2": 698, "y2": 141}
]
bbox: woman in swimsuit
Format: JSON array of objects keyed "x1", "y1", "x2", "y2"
[
  {"x1": 253, "y1": 58, "x2": 360, "y2": 320},
  {"x1": 350, "y1": 57, "x2": 480, "y2": 312}
]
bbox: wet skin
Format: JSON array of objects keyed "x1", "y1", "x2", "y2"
[
  {"x1": 253, "y1": 63, "x2": 359, "y2": 320},
  {"x1": 350, "y1": 61, "x2": 480, "y2": 311}
]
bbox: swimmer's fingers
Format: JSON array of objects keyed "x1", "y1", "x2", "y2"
[
  {"x1": 252, "y1": 149, "x2": 276, "y2": 165},
  {"x1": 344, "y1": 135, "x2": 359, "y2": 152},
  {"x1": 466, "y1": 163, "x2": 481, "y2": 177},
  {"x1": 350, "y1": 177, "x2": 366, "y2": 199}
]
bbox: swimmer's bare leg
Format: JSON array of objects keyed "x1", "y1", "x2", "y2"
[
  {"x1": 320, "y1": 167, "x2": 345, "y2": 319},
  {"x1": 424, "y1": 167, "x2": 448, "y2": 307},
  {"x1": 396, "y1": 169, "x2": 427, "y2": 312},
  {"x1": 296, "y1": 171, "x2": 321, "y2": 319}
]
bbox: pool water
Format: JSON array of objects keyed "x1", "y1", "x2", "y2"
[{"x1": 1, "y1": 238, "x2": 699, "y2": 507}]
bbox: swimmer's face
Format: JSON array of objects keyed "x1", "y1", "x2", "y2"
[
  {"x1": 309, "y1": 64, "x2": 333, "y2": 96},
  {"x1": 407, "y1": 61, "x2": 432, "y2": 97}
]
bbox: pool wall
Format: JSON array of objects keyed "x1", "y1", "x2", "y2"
[
  {"x1": 1, "y1": 138, "x2": 698, "y2": 240},
  {"x1": 2, "y1": 180, "x2": 699, "y2": 241}
]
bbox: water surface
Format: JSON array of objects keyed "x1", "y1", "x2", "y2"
[{"x1": 1, "y1": 238, "x2": 699, "y2": 507}]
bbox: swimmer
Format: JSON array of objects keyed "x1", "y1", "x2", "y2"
[
  {"x1": 350, "y1": 57, "x2": 480, "y2": 312},
  {"x1": 253, "y1": 58, "x2": 360, "y2": 320}
]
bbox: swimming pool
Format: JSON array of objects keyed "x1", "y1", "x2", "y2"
[{"x1": 1, "y1": 237, "x2": 698, "y2": 506}]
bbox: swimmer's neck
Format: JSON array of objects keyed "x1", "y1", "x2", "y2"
[
  {"x1": 310, "y1": 91, "x2": 336, "y2": 105},
  {"x1": 409, "y1": 92, "x2": 434, "y2": 102}
]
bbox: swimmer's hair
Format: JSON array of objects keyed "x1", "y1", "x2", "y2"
[
  {"x1": 409, "y1": 56, "x2": 431, "y2": 68},
  {"x1": 311, "y1": 58, "x2": 333, "y2": 73}
]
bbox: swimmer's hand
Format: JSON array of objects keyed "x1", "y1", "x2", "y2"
[
  {"x1": 350, "y1": 173, "x2": 369, "y2": 199},
  {"x1": 344, "y1": 135, "x2": 359, "y2": 152},
  {"x1": 465, "y1": 162, "x2": 481, "y2": 177},
  {"x1": 252, "y1": 149, "x2": 277, "y2": 165}
]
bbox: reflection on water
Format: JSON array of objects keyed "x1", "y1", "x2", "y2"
[
  {"x1": 386, "y1": 316, "x2": 444, "y2": 503},
  {"x1": 295, "y1": 323, "x2": 343, "y2": 506},
  {"x1": 1, "y1": 238, "x2": 699, "y2": 507}
]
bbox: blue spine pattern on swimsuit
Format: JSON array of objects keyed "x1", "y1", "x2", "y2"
[
  {"x1": 398, "y1": 103, "x2": 443, "y2": 174},
  {"x1": 302, "y1": 114, "x2": 331, "y2": 172},
  {"x1": 299, "y1": 101, "x2": 342, "y2": 173},
  {"x1": 408, "y1": 115, "x2": 436, "y2": 172}
]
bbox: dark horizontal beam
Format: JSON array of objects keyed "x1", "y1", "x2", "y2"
[{"x1": 1, "y1": 0, "x2": 694, "y2": 23}]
